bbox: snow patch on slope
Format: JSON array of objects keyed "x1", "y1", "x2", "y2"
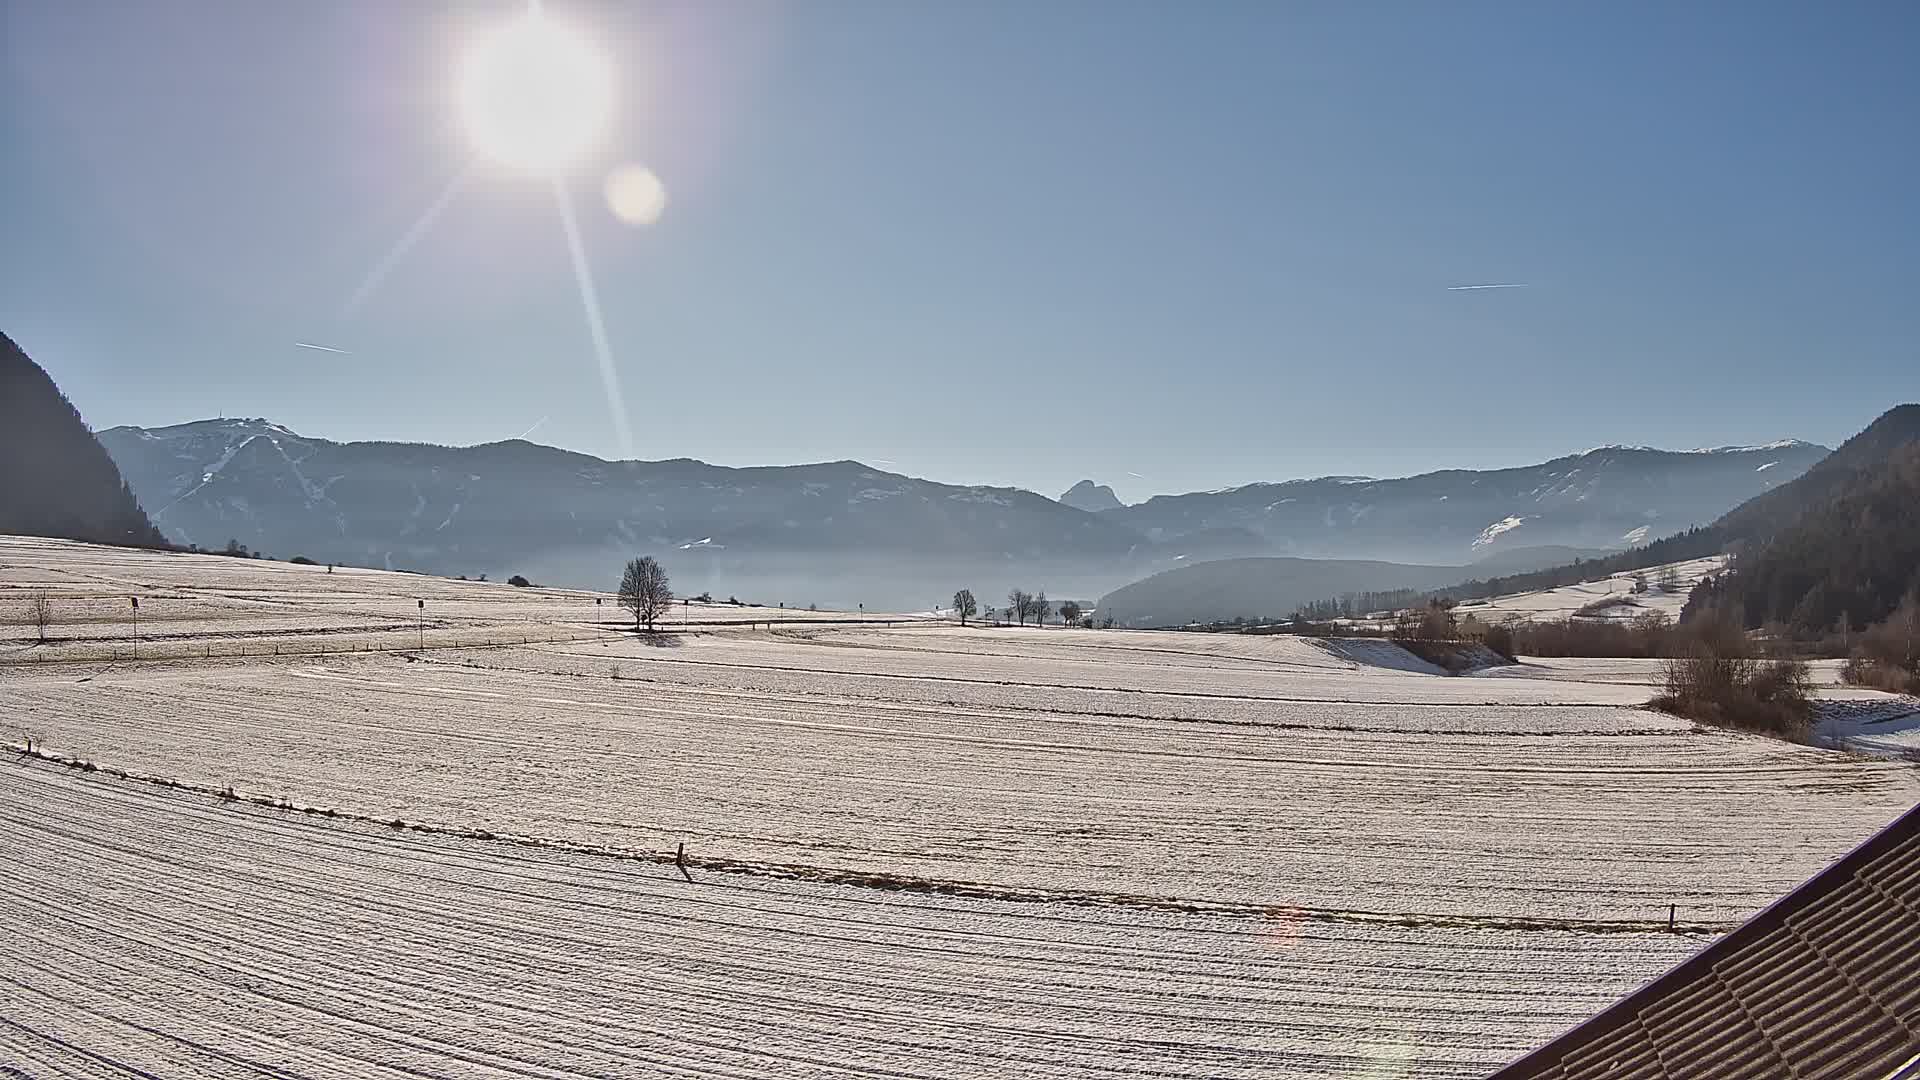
[{"x1": 1472, "y1": 515, "x2": 1528, "y2": 549}]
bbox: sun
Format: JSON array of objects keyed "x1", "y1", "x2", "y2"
[{"x1": 457, "y1": 13, "x2": 613, "y2": 174}]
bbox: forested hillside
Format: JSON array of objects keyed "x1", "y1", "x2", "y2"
[
  {"x1": 1427, "y1": 405, "x2": 1920, "y2": 607},
  {"x1": 0, "y1": 332, "x2": 166, "y2": 548},
  {"x1": 1685, "y1": 441, "x2": 1920, "y2": 633}
]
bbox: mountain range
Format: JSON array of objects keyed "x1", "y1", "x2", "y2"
[
  {"x1": 98, "y1": 418, "x2": 1164, "y2": 609},
  {"x1": 92, "y1": 416, "x2": 1826, "y2": 610},
  {"x1": 1059, "y1": 480, "x2": 1123, "y2": 514},
  {"x1": 1100, "y1": 404, "x2": 1920, "y2": 629},
  {"x1": 1088, "y1": 441, "x2": 1828, "y2": 563},
  {"x1": 1447, "y1": 404, "x2": 1920, "y2": 606},
  {"x1": 1091, "y1": 556, "x2": 1476, "y2": 629},
  {"x1": 1685, "y1": 404, "x2": 1920, "y2": 633}
]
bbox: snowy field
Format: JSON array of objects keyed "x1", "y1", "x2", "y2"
[
  {"x1": 0, "y1": 760, "x2": 1697, "y2": 1079},
  {"x1": 1452, "y1": 555, "x2": 1728, "y2": 624},
  {"x1": 0, "y1": 535, "x2": 916, "y2": 661},
  {"x1": 3, "y1": 537, "x2": 1918, "y2": 1078}
]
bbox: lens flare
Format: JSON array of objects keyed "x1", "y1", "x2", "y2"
[
  {"x1": 457, "y1": 14, "x2": 612, "y2": 174},
  {"x1": 604, "y1": 164, "x2": 667, "y2": 226},
  {"x1": 553, "y1": 178, "x2": 634, "y2": 459}
]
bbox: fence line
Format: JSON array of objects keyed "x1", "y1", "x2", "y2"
[{"x1": 5, "y1": 626, "x2": 632, "y2": 667}]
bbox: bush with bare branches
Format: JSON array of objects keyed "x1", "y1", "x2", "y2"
[
  {"x1": 1841, "y1": 595, "x2": 1920, "y2": 693},
  {"x1": 1651, "y1": 609, "x2": 1813, "y2": 738}
]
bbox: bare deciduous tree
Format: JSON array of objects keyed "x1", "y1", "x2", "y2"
[
  {"x1": 618, "y1": 556, "x2": 673, "y2": 632},
  {"x1": 952, "y1": 589, "x2": 977, "y2": 626},
  {"x1": 29, "y1": 591, "x2": 52, "y2": 643},
  {"x1": 1007, "y1": 589, "x2": 1032, "y2": 626},
  {"x1": 1058, "y1": 600, "x2": 1083, "y2": 626},
  {"x1": 1032, "y1": 591, "x2": 1050, "y2": 627}
]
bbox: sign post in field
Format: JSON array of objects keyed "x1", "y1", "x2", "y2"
[
  {"x1": 130, "y1": 596, "x2": 139, "y2": 661},
  {"x1": 417, "y1": 598, "x2": 424, "y2": 651}
]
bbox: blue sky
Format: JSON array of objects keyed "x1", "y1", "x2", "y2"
[{"x1": 3, "y1": 1, "x2": 1915, "y2": 502}]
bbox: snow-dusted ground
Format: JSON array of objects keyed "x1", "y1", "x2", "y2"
[
  {"x1": 0, "y1": 535, "x2": 921, "y2": 662},
  {"x1": 0, "y1": 760, "x2": 1698, "y2": 1079},
  {"x1": 1452, "y1": 555, "x2": 1729, "y2": 624},
  {"x1": 1813, "y1": 697, "x2": 1920, "y2": 757},
  {"x1": 2, "y1": 537, "x2": 1917, "y2": 1078}
]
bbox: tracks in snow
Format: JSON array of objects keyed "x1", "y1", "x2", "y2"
[
  {"x1": 0, "y1": 756, "x2": 1699, "y2": 1079},
  {"x1": 3, "y1": 748, "x2": 1735, "y2": 937}
]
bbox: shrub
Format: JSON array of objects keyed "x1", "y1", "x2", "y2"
[
  {"x1": 1840, "y1": 597, "x2": 1920, "y2": 694},
  {"x1": 1652, "y1": 631, "x2": 1814, "y2": 740},
  {"x1": 1574, "y1": 596, "x2": 1638, "y2": 618},
  {"x1": 1398, "y1": 639, "x2": 1494, "y2": 673},
  {"x1": 1481, "y1": 622, "x2": 1516, "y2": 662},
  {"x1": 289, "y1": 555, "x2": 317, "y2": 565},
  {"x1": 1391, "y1": 599, "x2": 1456, "y2": 642},
  {"x1": 1842, "y1": 656, "x2": 1920, "y2": 695},
  {"x1": 1509, "y1": 613, "x2": 1676, "y2": 658},
  {"x1": 508, "y1": 575, "x2": 532, "y2": 588}
]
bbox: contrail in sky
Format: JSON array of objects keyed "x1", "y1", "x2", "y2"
[
  {"x1": 294, "y1": 342, "x2": 351, "y2": 354},
  {"x1": 1126, "y1": 471, "x2": 1146, "y2": 479},
  {"x1": 1446, "y1": 283, "x2": 1529, "y2": 291},
  {"x1": 517, "y1": 416, "x2": 549, "y2": 440}
]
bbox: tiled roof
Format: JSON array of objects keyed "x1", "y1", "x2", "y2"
[{"x1": 1489, "y1": 803, "x2": 1920, "y2": 1080}]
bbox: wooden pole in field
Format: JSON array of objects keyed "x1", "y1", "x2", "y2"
[
  {"x1": 676, "y1": 842, "x2": 693, "y2": 883},
  {"x1": 130, "y1": 596, "x2": 139, "y2": 661},
  {"x1": 417, "y1": 598, "x2": 424, "y2": 650}
]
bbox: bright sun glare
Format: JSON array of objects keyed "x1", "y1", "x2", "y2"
[{"x1": 457, "y1": 13, "x2": 612, "y2": 174}]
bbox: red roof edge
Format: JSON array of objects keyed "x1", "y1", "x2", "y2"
[{"x1": 1485, "y1": 799, "x2": 1920, "y2": 1078}]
